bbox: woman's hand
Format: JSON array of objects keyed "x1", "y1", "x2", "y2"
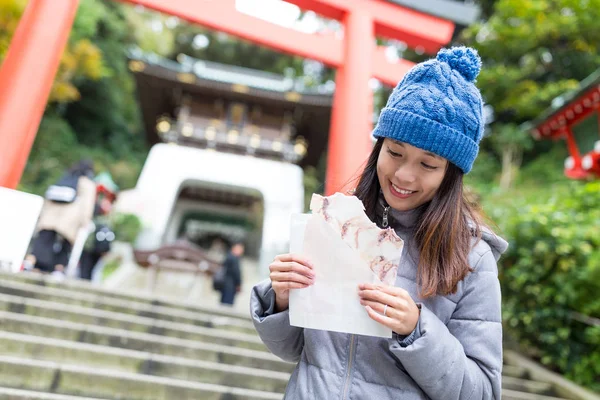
[
  {"x1": 358, "y1": 283, "x2": 420, "y2": 335},
  {"x1": 269, "y1": 253, "x2": 315, "y2": 312}
]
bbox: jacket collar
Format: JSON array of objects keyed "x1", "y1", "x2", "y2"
[{"x1": 377, "y1": 193, "x2": 427, "y2": 230}]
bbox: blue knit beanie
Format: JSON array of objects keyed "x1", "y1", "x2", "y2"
[{"x1": 372, "y1": 46, "x2": 484, "y2": 174}]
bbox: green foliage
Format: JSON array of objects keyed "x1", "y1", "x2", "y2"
[
  {"x1": 0, "y1": 0, "x2": 26, "y2": 61},
  {"x1": 516, "y1": 144, "x2": 569, "y2": 186},
  {"x1": 63, "y1": 0, "x2": 143, "y2": 152},
  {"x1": 19, "y1": 0, "x2": 145, "y2": 195},
  {"x1": 172, "y1": 27, "x2": 303, "y2": 76},
  {"x1": 464, "y1": 149, "x2": 501, "y2": 192},
  {"x1": 461, "y1": 0, "x2": 600, "y2": 191},
  {"x1": 463, "y1": 0, "x2": 600, "y2": 124},
  {"x1": 123, "y1": 7, "x2": 176, "y2": 57},
  {"x1": 498, "y1": 181, "x2": 600, "y2": 390},
  {"x1": 489, "y1": 124, "x2": 534, "y2": 153},
  {"x1": 101, "y1": 257, "x2": 122, "y2": 281},
  {"x1": 303, "y1": 154, "x2": 327, "y2": 211},
  {"x1": 19, "y1": 113, "x2": 80, "y2": 195},
  {"x1": 1, "y1": 0, "x2": 106, "y2": 104},
  {"x1": 109, "y1": 213, "x2": 142, "y2": 244}
]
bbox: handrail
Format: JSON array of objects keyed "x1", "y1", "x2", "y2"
[{"x1": 569, "y1": 311, "x2": 600, "y2": 327}]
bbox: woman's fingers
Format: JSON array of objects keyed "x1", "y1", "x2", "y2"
[
  {"x1": 269, "y1": 261, "x2": 314, "y2": 278},
  {"x1": 274, "y1": 253, "x2": 313, "y2": 268},
  {"x1": 359, "y1": 299, "x2": 393, "y2": 316},
  {"x1": 358, "y1": 287, "x2": 402, "y2": 310},
  {"x1": 269, "y1": 254, "x2": 315, "y2": 297},
  {"x1": 270, "y1": 271, "x2": 314, "y2": 285},
  {"x1": 272, "y1": 281, "x2": 311, "y2": 291},
  {"x1": 364, "y1": 305, "x2": 396, "y2": 329},
  {"x1": 358, "y1": 283, "x2": 411, "y2": 309},
  {"x1": 359, "y1": 283, "x2": 408, "y2": 297}
]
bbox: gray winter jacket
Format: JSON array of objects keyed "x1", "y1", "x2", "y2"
[{"x1": 250, "y1": 199, "x2": 508, "y2": 399}]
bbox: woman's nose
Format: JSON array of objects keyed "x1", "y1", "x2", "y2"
[{"x1": 394, "y1": 165, "x2": 417, "y2": 184}]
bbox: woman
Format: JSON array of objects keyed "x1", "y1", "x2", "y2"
[
  {"x1": 30, "y1": 160, "x2": 97, "y2": 274},
  {"x1": 250, "y1": 46, "x2": 508, "y2": 399}
]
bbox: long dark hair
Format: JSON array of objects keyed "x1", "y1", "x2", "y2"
[{"x1": 354, "y1": 138, "x2": 485, "y2": 298}]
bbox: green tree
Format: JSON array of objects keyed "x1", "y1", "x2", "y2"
[
  {"x1": 463, "y1": 0, "x2": 600, "y2": 124},
  {"x1": 62, "y1": 1, "x2": 143, "y2": 155},
  {"x1": 12, "y1": 0, "x2": 146, "y2": 194},
  {"x1": 489, "y1": 124, "x2": 534, "y2": 190},
  {"x1": 123, "y1": 6, "x2": 176, "y2": 57},
  {"x1": 0, "y1": 0, "x2": 26, "y2": 59},
  {"x1": 460, "y1": 0, "x2": 600, "y2": 190},
  {"x1": 0, "y1": 0, "x2": 106, "y2": 104}
]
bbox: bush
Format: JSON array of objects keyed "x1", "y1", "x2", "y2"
[
  {"x1": 464, "y1": 149, "x2": 501, "y2": 194},
  {"x1": 516, "y1": 145, "x2": 569, "y2": 186},
  {"x1": 109, "y1": 213, "x2": 142, "y2": 244},
  {"x1": 101, "y1": 257, "x2": 122, "y2": 281},
  {"x1": 498, "y1": 181, "x2": 600, "y2": 390}
]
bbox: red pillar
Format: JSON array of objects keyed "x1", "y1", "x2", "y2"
[
  {"x1": 0, "y1": 0, "x2": 79, "y2": 189},
  {"x1": 564, "y1": 127, "x2": 581, "y2": 160},
  {"x1": 325, "y1": 11, "x2": 374, "y2": 195}
]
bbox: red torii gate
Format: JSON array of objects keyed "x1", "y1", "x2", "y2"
[{"x1": 0, "y1": 0, "x2": 455, "y2": 194}]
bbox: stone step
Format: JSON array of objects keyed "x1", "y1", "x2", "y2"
[
  {"x1": 0, "y1": 387, "x2": 103, "y2": 400},
  {"x1": 0, "y1": 270, "x2": 251, "y2": 320},
  {"x1": 0, "y1": 331, "x2": 290, "y2": 393},
  {"x1": 0, "y1": 387, "x2": 101, "y2": 400},
  {"x1": 502, "y1": 388, "x2": 569, "y2": 400},
  {"x1": 0, "y1": 356, "x2": 282, "y2": 400},
  {"x1": 0, "y1": 311, "x2": 292, "y2": 373},
  {"x1": 503, "y1": 364, "x2": 529, "y2": 379},
  {"x1": 504, "y1": 349, "x2": 600, "y2": 400},
  {"x1": 503, "y1": 376, "x2": 554, "y2": 396},
  {"x1": 4, "y1": 328, "x2": 560, "y2": 398},
  {"x1": 0, "y1": 279, "x2": 256, "y2": 334},
  {"x1": 0, "y1": 292, "x2": 262, "y2": 350}
]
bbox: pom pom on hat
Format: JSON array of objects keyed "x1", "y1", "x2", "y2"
[{"x1": 436, "y1": 46, "x2": 482, "y2": 82}]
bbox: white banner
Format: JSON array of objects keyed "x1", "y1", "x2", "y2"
[{"x1": 0, "y1": 187, "x2": 44, "y2": 273}]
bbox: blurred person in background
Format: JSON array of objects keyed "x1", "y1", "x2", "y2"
[
  {"x1": 29, "y1": 160, "x2": 97, "y2": 276},
  {"x1": 217, "y1": 242, "x2": 245, "y2": 306},
  {"x1": 79, "y1": 224, "x2": 115, "y2": 280},
  {"x1": 78, "y1": 172, "x2": 119, "y2": 280}
]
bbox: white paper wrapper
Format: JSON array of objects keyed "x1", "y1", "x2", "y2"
[
  {"x1": 288, "y1": 193, "x2": 403, "y2": 338},
  {"x1": 310, "y1": 193, "x2": 403, "y2": 285}
]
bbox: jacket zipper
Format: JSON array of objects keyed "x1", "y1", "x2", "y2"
[
  {"x1": 341, "y1": 334, "x2": 357, "y2": 399},
  {"x1": 382, "y1": 206, "x2": 390, "y2": 228}
]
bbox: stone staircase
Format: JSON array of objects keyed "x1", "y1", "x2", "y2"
[{"x1": 0, "y1": 271, "x2": 594, "y2": 400}]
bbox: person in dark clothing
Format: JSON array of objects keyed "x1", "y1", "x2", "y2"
[
  {"x1": 219, "y1": 243, "x2": 244, "y2": 305},
  {"x1": 30, "y1": 160, "x2": 96, "y2": 275},
  {"x1": 29, "y1": 230, "x2": 72, "y2": 273},
  {"x1": 79, "y1": 224, "x2": 114, "y2": 280}
]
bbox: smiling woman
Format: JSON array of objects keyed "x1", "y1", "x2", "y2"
[{"x1": 250, "y1": 46, "x2": 510, "y2": 400}]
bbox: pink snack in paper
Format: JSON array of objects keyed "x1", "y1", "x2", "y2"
[{"x1": 309, "y1": 193, "x2": 403, "y2": 285}]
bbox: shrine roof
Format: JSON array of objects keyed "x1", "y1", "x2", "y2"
[
  {"x1": 127, "y1": 47, "x2": 334, "y2": 105},
  {"x1": 524, "y1": 68, "x2": 600, "y2": 139}
]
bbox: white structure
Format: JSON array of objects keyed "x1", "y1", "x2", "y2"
[
  {"x1": 0, "y1": 188, "x2": 44, "y2": 272},
  {"x1": 113, "y1": 144, "x2": 304, "y2": 277}
]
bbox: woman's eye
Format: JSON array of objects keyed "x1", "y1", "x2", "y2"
[
  {"x1": 387, "y1": 149, "x2": 401, "y2": 158},
  {"x1": 422, "y1": 162, "x2": 437, "y2": 170}
]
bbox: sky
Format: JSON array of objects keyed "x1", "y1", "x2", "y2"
[{"x1": 235, "y1": 0, "x2": 324, "y2": 34}]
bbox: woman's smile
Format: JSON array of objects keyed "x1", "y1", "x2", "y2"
[{"x1": 389, "y1": 182, "x2": 417, "y2": 199}]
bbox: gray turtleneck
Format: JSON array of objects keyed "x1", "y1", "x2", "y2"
[{"x1": 250, "y1": 199, "x2": 509, "y2": 400}]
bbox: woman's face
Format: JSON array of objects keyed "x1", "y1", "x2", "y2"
[{"x1": 377, "y1": 139, "x2": 448, "y2": 211}]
